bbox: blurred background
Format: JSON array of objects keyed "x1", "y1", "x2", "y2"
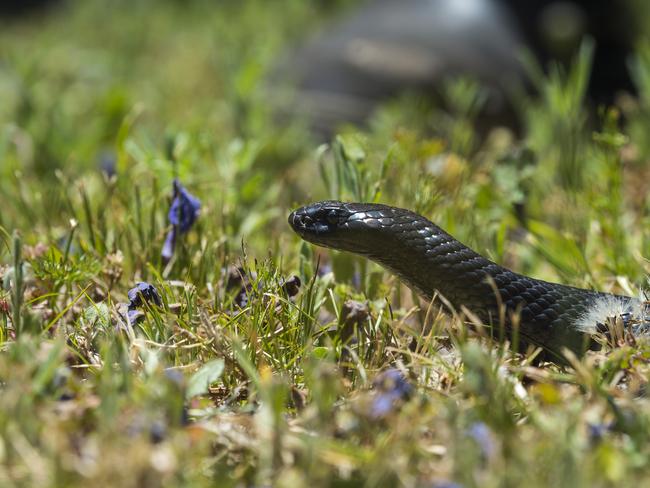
[
  {"x1": 1, "y1": 0, "x2": 648, "y2": 170},
  {"x1": 1, "y1": 0, "x2": 649, "y2": 281}
]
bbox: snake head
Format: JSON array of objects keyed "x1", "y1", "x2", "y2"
[
  {"x1": 289, "y1": 201, "x2": 352, "y2": 245},
  {"x1": 288, "y1": 200, "x2": 406, "y2": 254}
]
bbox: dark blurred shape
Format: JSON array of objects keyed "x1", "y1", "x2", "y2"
[
  {"x1": 338, "y1": 299, "x2": 369, "y2": 345},
  {"x1": 98, "y1": 150, "x2": 117, "y2": 178},
  {"x1": 281, "y1": 275, "x2": 301, "y2": 297},
  {"x1": 502, "y1": 0, "x2": 635, "y2": 103},
  {"x1": 275, "y1": 0, "x2": 636, "y2": 135},
  {"x1": 0, "y1": 0, "x2": 61, "y2": 17},
  {"x1": 277, "y1": 0, "x2": 524, "y2": 135}
]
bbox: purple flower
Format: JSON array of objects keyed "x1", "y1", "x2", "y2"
[
  {"x1": 588, "y1": 422, "x2": 611, "y2": 443},
  {"x1": 466, "y1": 422, "x2": 496, "y2": 459},
  {"x1": 127, "y1": 282, "x2": 162, "y2": 307},
  {"x1": 126, "y1": 282, "x2": 162, "y2": 323},
  {"x1": 370, "y1": 368, "x2": 413, "y2": 418},
  {"x1": 162, "y1": 179, "x2": 201, "y2": 262},
  {"x1": 126, "y1": 307, "x2": 140, "y2": 324},
  {"x1": 370, "y1": 393, "x2": 395, "y2": 419},
  {"x1": 161, "y1": 230, "x2": 176, "y2": 264},
  {"x1": 168, "y1": 179, "x2": 201, "y2": 232}
]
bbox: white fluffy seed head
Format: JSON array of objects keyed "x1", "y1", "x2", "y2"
[{"x1": 575, "y1": 295, "x2": 647, "y2": 334}]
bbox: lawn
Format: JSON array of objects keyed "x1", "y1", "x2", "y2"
[{"x1": 1, "y1": 1, "x2": 650, "y2": 486}]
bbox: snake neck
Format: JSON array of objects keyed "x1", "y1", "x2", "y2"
[{"x1": 357, "y1": 212, "x2": 504, "y2": 315}]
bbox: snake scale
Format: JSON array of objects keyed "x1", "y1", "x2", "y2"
[{"x1": 289, "y1": 201, "x2": 647, "y2": 358}]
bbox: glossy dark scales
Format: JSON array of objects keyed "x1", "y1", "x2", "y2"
[{"x1": 289, "y1": 201, "x2": 641, "y2": 358}]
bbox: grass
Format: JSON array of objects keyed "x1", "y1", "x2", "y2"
[{"x1": 1, "y1": 1, "x2": 650, "y2": 486}]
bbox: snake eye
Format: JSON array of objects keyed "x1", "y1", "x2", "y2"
[{"x1": 326, "y1": 210, "x2": 339, "y2": 225}]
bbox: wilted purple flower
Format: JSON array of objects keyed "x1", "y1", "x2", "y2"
[
  {"x1": 466, "y1": 422, "x2": 496, "y2": 459},
  {"x1": 161, "y1": 231, "x2": 176, "y2": 264},
  {"x1": 168, "y1": 179, "x2": 201, "y2": 232},
  {"x1": 370, "y1": 368, "x2": 413, "y2": 418},
  {"x1": 162, "y1": 179, "x2": 201, "y2": 262},
  {"x1": 587, "y1": 422, "x2": 611, "y2": 443},
  {"x1": 127, "y1": 307, "x2": 140, "y2": 324},
  {"x1": 126, "y1": 282, "x2": 162, "y2": 323},
  {"x1": 128, "y1": 282, "x2": 162, "y2": 307},
  {"x1": 99, "y1": 150, "x2": 117, "y2": 177}
]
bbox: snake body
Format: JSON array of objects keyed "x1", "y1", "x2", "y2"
[{"x1": 289, "y1": 201, "x2": 646, "y2": 357}]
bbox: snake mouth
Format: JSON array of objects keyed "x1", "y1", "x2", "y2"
[
  {"x1": 288, "y1": 202, "x2": 343, "y2": 240},
  {"x1": 289, "y1": 201, "x2": 376, "y2": 252},
  {"x1": 289, "y1": 210, "x2": 321, "y2": 235}
]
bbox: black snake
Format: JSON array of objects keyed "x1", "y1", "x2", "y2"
[{"x1": 289, "y1": 201, "x2": 647, "y2": 358}]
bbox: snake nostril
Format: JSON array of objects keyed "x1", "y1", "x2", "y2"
[{"x1": 291, "y1": 213, "x2": 312, "y2": 228}]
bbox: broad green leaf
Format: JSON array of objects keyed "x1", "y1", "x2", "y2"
[{"x1": 186, "y1": 359, "x2": 225, "y2": 399}]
